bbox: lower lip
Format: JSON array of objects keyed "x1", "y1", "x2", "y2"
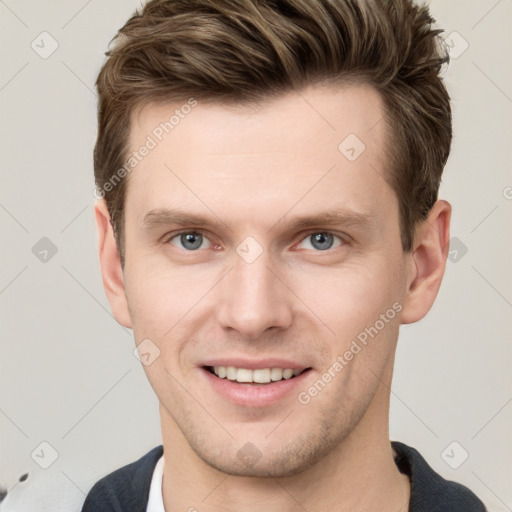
[{"x1": 200, "y1": 367, "x2": 312, "y2": 407}]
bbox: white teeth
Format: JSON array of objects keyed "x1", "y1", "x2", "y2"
[
  {"x1": 236, "y1": 368, "x2": 253, "y2": 382},
  {"x1": 282, "y1": 369, "x2": 294, "y2": 379},
  {"x1": 253, "y1": 368, "x2": 271, "y2": 383},
  {"x1": 212, "y1": 366, "x2": 302, "y2": 383},
  {"x1": 270, "y1": 368, "x2": 283, "y2": 381}
]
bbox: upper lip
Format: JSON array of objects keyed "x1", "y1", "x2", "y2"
[{"x1": 201, "y1": 358, "x2": 310, "y2": 370}]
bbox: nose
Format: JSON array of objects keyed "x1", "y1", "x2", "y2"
[{"x1": 216, "y1": 247, "x2": 293, "y2": 340}]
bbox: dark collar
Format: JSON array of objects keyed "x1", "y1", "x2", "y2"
[{"x1": 392, "y1": 441, "x2": 486, "y2": 511}]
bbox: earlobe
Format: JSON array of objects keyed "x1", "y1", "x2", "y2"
[
  {"x1": 95, "y1": 200, "x2": 133, "y2": 328},
  {"x1": 400, "y1": 200, "x2": 452, "y2": 325}
]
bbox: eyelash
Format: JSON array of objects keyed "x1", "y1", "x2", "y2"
[{"x1": 164, "y1": 229, "x2": 348, "y2": 252}]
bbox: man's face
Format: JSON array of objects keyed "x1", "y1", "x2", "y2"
[{"x1": 119, "y1": 83, "x2": 411, "y2": 477}]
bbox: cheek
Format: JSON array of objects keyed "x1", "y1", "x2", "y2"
[
  {"x1": 296, "y1": 262, "x2": 403, "y2": 407},
  {"x1": 293, "y1": 257, "x2": 403, "y2": 341},
  {"x1": 124, "y1": 260, "x2": 217, "y2": 344}
]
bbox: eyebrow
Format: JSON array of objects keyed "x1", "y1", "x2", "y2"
[{"x1": 140, "y1": 207, "x2": 377, "y2": 234}]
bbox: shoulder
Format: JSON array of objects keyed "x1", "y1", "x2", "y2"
[
  {"x1": 81, "y1": 445, "x2": 163, "y2": 512},
  {"x1": 392, "y1": 441, "x2": 487, "y2": 512}
]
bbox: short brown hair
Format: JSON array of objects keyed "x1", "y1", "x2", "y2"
[{"x1": 94, "y1": 0, "x2": 452, "y2": 266}]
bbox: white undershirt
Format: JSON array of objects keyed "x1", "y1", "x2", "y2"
[{"x1": 146, "y1": 454, "x2": 165, "y2": 512}]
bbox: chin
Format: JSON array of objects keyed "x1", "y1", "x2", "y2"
[{"x1": 186, "y1": 424, "x2": 347, "y2": 478}]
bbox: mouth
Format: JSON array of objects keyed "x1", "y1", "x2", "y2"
[
  {"x1": 197, "y1": 355, "x2": 315, "y2": 407},
  {"x1": 204, "y1": 365, "x2": 312, "y2": 384},
  {"x1": 200, "y1": 363, "x2": 313, "y2": 407}
]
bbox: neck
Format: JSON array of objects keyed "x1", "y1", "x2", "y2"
[{"x1": 160, "y1": 367, "x2": 410, "y2": 512}]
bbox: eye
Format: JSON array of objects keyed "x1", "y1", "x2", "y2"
[
  {"x1": 167, "y1": 231, "x2": 212, "y2": 251},
  {"x1": 296, "y1": 231, "x2": 344, "y2": 251}
]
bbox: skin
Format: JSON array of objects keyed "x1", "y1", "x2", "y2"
[{"x1": 96, "y1": 83, "x2": 451, "y2": 512}]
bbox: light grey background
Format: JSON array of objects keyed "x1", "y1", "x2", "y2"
[{"x1": 1, "y1": 0, "x2": 511, "y2": 509}]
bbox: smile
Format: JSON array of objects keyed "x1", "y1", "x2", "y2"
[
  {"x1": 201, "y1": 363, "x2": 313, "y2": 407},
  {"x1": 206, "y1": 365, "x2": 308, "y2": 384}
]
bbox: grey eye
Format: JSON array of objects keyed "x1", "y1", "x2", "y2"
[
  {"x1": 169, "y1": 232, "x2": 210, "y2": 251},
  {"x1": 180, "y1": 232, "x2": 203, "y2": 250},
  {"x1": 311, "y1": 232, "x2": 336, "y2": 250},
  {"x1": 297, "y1": 232, "x2": 343, "y2": 251}
]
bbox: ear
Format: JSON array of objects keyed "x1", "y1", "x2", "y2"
[
  {"x1": 400, "y1": 199, "x2": 452, "y2": 324},
  {"x1": 95, "y1": 199, "x2": 132, "y2": 328}
]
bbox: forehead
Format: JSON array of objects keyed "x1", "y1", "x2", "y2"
[
  {"x1": 129, "y1": 82, "x2": 386, "y2": 154},
  {"x1": 124, "y1": 83, "x2": 394, "y2": 230}
]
